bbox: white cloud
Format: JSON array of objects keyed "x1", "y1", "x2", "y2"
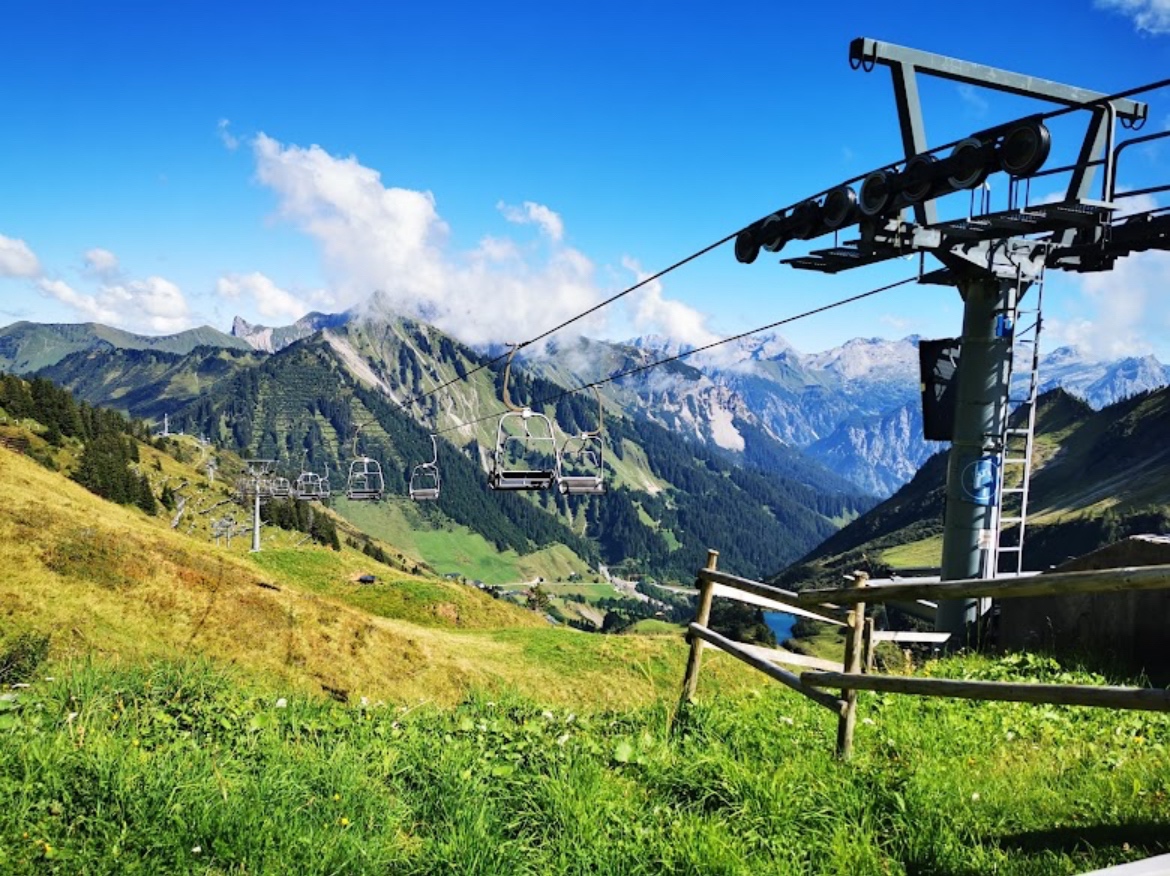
[
  {"x1": 99, "y1": 276, "x2": 192, "y2": 333},
  {"x1": 218, "y1": 118, "x2": 239, "y2": 150},
  {"x1": 36, "y1": 278, "x2": 117, "y2": 323},
  {"x1": 216, "y1": 271, "x2": 308, "y2": 322},
  {"x1": 247, "y1": 133, "x2": 718, "y2": 349},
  {"x1": 1047, "y1": 249, "x2": 1170, "y2": 358},
  {"x1": 32, "y1": 253, "x2": 192, "y2": 333},
  {"x1": 249, "y1": 134, "x2": 629, "y2": 346},
  {"x1": 0, "y1": 234, "x2": 41, "y2": 278},
  {"x1": 83, "y1": 247, "x2": 119, "y2": 277},
  {"x1": 622, "y1": 256, "x2": 719, "y2": 350},
  {"x1": 1097, "y1": 0, "x2": 1170, "y2": 33},
  {"x1": 497, "y1": 200, "x2": 565, "y2": 242}
]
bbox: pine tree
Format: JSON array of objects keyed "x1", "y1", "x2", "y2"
[{"x1": 135, "y1": 474, "x2": 158, "y2": 515}]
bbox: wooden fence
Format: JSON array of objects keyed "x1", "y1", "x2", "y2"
[{"x1": 679, "y1": 551, "x2": 1170, "y2": 759}]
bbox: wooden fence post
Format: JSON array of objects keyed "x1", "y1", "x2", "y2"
[
  {"x1": 836, "y1": 572, "x2": 868, "y2": 760},
  {"x1": 863, "y1": 616, "x2": 877, "y2": 672},
  {"x1": 681, "y1": 549, "x2": 720, "y2": 704}
]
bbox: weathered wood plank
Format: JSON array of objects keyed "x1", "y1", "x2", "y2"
[
  {"x1": 872, "y1": 631, "x2": 952, "y2": 644},
  {"x1": 801, "y1": 672, "x2": 1170, "y2": 712},
  {"x1": 794, "y1": 563, "x2": 1170, "y2": 606},
  {"x1": 698, "y1": 569, "x2": 848, "y2": 619},
  {"x1": 734, "y1": 641, "x2": 843, "y2": 672},
  {"x1": 836, "y1": 576, "x2": 867, "y2": 759},
  {"x1": 688, "y1": 623, "x2": 845, "y2": 715},
  {"x1": 709, "y1": 583, "x2": 846, "y2": 626},
  {"x1": 681, "y1": 550, "x2": 719, "y2": 703}
]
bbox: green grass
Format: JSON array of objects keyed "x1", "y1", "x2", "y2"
[
  {"x1": 624, "y1": 618, "x2": 685, "y2": 636},
  {"x1": 540, "y1": 582, "x2": 621, "y2": 601},
  {"x1": 2, "y1": 655, "x2": 1169, "y2": 874},
  {"x1": 336, "y1": 499, "x2": 590, "y2": 585},
  {"x1": 881, "y1": 535, "x2": 942, "y2": 569}
]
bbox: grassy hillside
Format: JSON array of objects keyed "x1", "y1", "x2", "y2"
[{"x1": 0, "y1": 443, "x2": 754, "y2": 709}]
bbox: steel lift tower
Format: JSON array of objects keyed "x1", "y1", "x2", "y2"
[{"x1": 733, "y1": 38, "x2": 1168, "y2": 639}]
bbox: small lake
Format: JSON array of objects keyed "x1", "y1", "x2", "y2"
[{"x1": 764, "y1": 611, "x2": 797, "y2": 644}]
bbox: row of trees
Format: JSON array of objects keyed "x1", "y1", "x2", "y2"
[
  {"x1": 1, "y1": 372, "x2": 164, "y2": 513},
  {"x1": 262, "y1": 497, "x2": 341, "y2": 550}
]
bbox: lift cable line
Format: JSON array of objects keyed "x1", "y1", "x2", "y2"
[
  {"x1": 430, "y1": 275, "x2": 917, "y2": 438},
  {"x1": 390, "y1": 230, "x2": 742, "y2": 414}
]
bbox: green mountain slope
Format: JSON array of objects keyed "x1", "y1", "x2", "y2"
[
  {"x1": 777, "y1": 387, "x2": 1170, "y2": 588},
  {"x1": 38, "y1": 345, "x2": 263, "y2": 422},
  {"x1": 36, "y1": 313, "x2": 875, "y2": 581},
  {"x1": 0, "y1": 320, "x2": 250, "y2": 374}
]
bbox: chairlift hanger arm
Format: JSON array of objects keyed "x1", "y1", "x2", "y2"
[{"x1": 849, "y1": 38, "x2": 1147, "y2": 122}]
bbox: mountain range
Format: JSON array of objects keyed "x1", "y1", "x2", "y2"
[
  {"x1": 5, "y1": 307, "x2": 873, "y2": 583},
  {"x1": 2, "y1": 297, "x2": 1168, "y2": 580}
]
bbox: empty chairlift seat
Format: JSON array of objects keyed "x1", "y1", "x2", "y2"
[
  {"x1": 410, "y1": 435, "x2": 441, "y2": 501},
  {"x1": 346, "y1": 457, "x2": 385, "y2": 501},
  {"x1": 294, "y1": 470, "x2": 329, "y2": 501},
  {"x1": 556, "y1": 433, "x2": 605, "y2": 495},
  {"x1": 555, "y1": 385, "x2": 606, "y2": 496},
  {"x1": 489, "y1": 409, "x2": 557, "y2": 491}
]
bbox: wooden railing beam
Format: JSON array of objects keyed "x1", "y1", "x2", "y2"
[
  {"x1": 794, "y1": 563, "x2": 1170, "y2": 606},
  {"x1": 802, "y1": 672, "x2": 1170, "y2": 712}
]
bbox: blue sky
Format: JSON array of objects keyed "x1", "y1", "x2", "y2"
[{"x1": 2, "y1": 0, "x2": 1170, "y2": 358}]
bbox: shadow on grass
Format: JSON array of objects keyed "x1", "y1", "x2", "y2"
[
  {"x1": 996, "y1": 821, "x2": 1170, "y2": 857},
  {"x1": 901, "y1": 823, "x2": 1170, "y2": 876}
]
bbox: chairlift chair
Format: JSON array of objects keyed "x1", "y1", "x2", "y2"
[
  {"x1": 409, "y1": 435, "x2": 441, "y2": 501},
  {"x1": 293, "y1": 451, "x2": 328, "y2": 501},
  {"x1": 488, "y1": 345, "x2": 557, "y2": 491},
  {"x1": 555, "y1": 386, "x2": 606, "y2": 495},
  {"x1": 294, "y1": 470, "x2": 328, "y2": 501},
  {"x1": 345, "y1": 425, "x2": 385, "y2": 501},
  {"x1": 269, "y1": 476, "x2": 292, "y2": 499}
]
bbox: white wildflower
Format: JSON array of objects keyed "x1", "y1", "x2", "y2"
[{"x1": 275, "y1": 698, "x2": 288, "y2": 709}]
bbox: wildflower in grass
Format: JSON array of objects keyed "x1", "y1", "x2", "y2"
[
  {"x1": 192, "y1": 845, "x2": 202, "y2": 855},
  {"x1": 333, "y1": 793, "x2": 341, "y2": 801},
  {"x1": 275, "y1": 697, "x2": 287, "y2": 708},
  {"x1": 339, "y1": 817, "x2": 350, "y2": 827}
]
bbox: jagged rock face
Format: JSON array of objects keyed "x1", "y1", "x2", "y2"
[
  {"x1": 230, "y1": 312, "x2": 350, "y2": 354},
  {"x1": 231, "y1": 316, "x2": 277, "y2": 352},
  {"x1": 1036, "y1": 347, "x2": 1170, "y2": 408},
  {"x1": 806, "y1": 403, "x2": 945, "y2": 497}
]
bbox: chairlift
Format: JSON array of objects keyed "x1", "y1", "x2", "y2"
[
  {"x1": 346, "y1": 424, "x2": 384, "y2": 501},
  {"x1": 409, "y1": 435, "x2": 441, "y2": 501},
  {"x1": 269, "y1": 476, "x2": 292, "y2": 499},
  {"x1": 488, "y1": 345, "x2": 557, "y2": 491},
  {"x1": 556, "y1": 387, "x2": 606, "y2": 496},
  {"x1": 293, "y1": 451, "x2": 329, "y2": 501}
]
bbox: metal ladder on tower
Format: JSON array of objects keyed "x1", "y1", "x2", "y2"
[{"x1": 990, "y1": 264, "x2": 1046, "y2": 579}]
